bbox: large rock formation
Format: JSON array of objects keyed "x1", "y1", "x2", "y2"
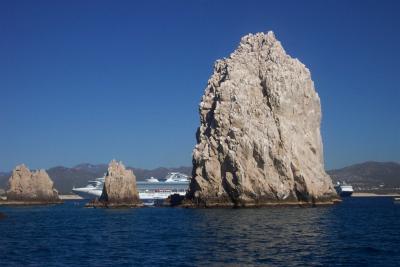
[
  {"x1": 186, "y1": 31, "x2": 337, "y2": 207},
  {"x1": 6, "y1": 164, "x2": 60, "y2": 203},
  {"x1": 87, "y1": 160, "x2": 141, "y2": 207}
]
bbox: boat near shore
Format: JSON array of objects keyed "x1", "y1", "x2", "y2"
[{"x1": 334, "y1": 182, "x2": 354, "y2": 197}]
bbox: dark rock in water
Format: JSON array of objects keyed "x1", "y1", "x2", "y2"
[
  {"x1": 167, "y1": 194, "x2": 185, "y2": 207},
  {"x1": 185, "y1": 31, "x2": 338, "y2": 207},
  {"x1": 5, "y1": 164, "x2": 61, "y2": 204},
  {"x1": 86, "y1": 160, "x2": 142, "y2": 208}
]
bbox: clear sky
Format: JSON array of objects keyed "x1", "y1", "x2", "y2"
[{"x1": 0, "y1": 0, "x2": 399, "y2": 171}]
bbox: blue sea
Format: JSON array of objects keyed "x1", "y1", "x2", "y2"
[{"x1": 0, "y1": 197, "x2": 399, "y2": 266}]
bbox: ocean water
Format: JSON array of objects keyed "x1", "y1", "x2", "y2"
[{"x1": 0, "y1": 197, "x2": 399, "y2": 266}]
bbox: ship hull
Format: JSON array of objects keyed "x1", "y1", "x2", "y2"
[
  {"x1": 72, "y1": 189, "x2": 101, "y2": 199},
  {"x1": 338, "y1": 191, "x2": 353, "y2": 197},
  {"x1": 334, "y1": 184, "x2": 354, "y2": 198}
]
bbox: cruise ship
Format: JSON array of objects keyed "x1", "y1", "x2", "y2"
[
  {"x1": 72, "y1": 172, "x2": 190, "y2": 205},
  {"x1": 72, "y1": 177, "x2": 104, "y2": 199},
  {"x1": 334, "y1": 182, "x2": 354, "y2": 197},
  {"x1": 164, "y1": 172, "x2": 191, "y2": 183}
]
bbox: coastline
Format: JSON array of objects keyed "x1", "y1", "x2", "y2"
[
  {"x1": 0, "y1": 194, "x2": 82, "y2": 203},
  {"x1": 59, "y1": 194, "x2": 83, "y2": 200},
  {"x1": 352, "y1": 192, "x2": 400, "y2": 197},
  {"x1": 179, "y1": 197, "x2": 342, "y2": 208},
  {"x1": 0, "y1": 200, "x2": 64, "y2": 206}
]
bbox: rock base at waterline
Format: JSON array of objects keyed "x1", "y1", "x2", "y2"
[
  {"x1": 179, "y1": 196, "x2": 341, "y2": 208},
  {"x1": 0, "y1": 199, "x2": 63, "y2": 206},
  {"x1": 85, "y1": 198, "x2": 143, "y2": 208}
]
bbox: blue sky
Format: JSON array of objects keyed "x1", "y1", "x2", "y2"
[{"x1": 0, "y1": 0, "x2": 399, "y2": 171}]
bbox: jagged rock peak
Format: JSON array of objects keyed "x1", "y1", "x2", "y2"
[
  {"x1": 93, "y1": 160, "x2": 141, "y2": 207},
  {"x1": 6, "y1": 164, "x2": 60, "y2": 202},
  {"x1": 186, "y1": 30, "x2": 337, "y2": 207}
]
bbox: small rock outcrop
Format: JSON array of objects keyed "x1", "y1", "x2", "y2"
[
  {"x1": 6, "y1": 164, "x2": 60, "y2": 203},
  {"x1": 186, "y1": 31, "x2": 337, "y2": 207},
  {"x1": 87, "y1": 160, "x2": 141, "y2": 208}
]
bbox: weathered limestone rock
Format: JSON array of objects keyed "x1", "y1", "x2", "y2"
[
  {"x1": 87, "y1": 160, "x2": 141, "y2": 208},
  {"x1": 186, "y1": 31, "x2": 338, "y2": 207},
  {"x1": 6, "y1": 164, "x2": 60, "y2": 203}
]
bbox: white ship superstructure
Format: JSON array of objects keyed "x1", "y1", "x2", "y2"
[
  {"x1": 164, "y1": 172, "x2": 190, "y2": 183},
  {"x1": 334, "y1": 182, "x2": 354, "y2": 197},
  {"x1": 72, "y1": 177, "x2": 104, "y2": 199}
]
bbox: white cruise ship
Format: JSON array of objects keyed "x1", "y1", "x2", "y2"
[
  {"x1": 334, "y1": 182, "x2": 354, "y2": 197},
  {"x1": 72, "y1": 177, "x2": 104, "y2": 199},
  {"x1": 72, "y1": 172, "x2": 190, "y2": 205},
  {"x1": 164, "y1": 172, "x2": 190, "y2": 183}
]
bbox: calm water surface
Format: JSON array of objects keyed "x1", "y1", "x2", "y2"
[{"x1": 0, "y1": 197, "x2": 399, "y2": 266}]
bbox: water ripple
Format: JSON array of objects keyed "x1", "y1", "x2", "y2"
[{"x1": 0, "y1": 198, "x2": 399, "y2": 266}]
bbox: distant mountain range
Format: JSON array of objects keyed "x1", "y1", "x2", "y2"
[
  {"x1": 0, "y1": 163, "x2": 191, "y2": 194},
  {"x1": 1, "y1": 161, "x2": 399, "y2": 194},
  {"x1": 328, "y1": 161, "x2": 400, "y2": 191}
]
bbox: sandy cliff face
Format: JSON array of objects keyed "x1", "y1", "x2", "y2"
[
  {"x1": 186, "y1": 31, "x2": 337, "y2": 207},
  {"x1": 6, "y1": 164, "x2": 60, "y2": 202},
  {"x1": 96, "y1": 160, "x2": 141, "y2": 207}
]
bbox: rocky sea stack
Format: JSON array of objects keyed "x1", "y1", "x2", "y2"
[
  {"x1": 4, "y1": 164, "x2": 61, "y2": 204},
  {"x1": 185, "y1": 31, "x2": 338, "y2": 207},
  {"x1": 87, "y1": 160, "x2": 142, "y2": 208}
]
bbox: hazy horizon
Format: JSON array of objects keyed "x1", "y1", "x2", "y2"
[{"x1": 1, "y1": 0, "x2": 399, "y2": 171}]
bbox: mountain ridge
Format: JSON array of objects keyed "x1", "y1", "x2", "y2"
[
  {"x1": 1, "y1": 161, "x2": 399, "y2": 194},
  {"x1": 327, "y1": 161, "x2": 400, "y2": 191}
]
